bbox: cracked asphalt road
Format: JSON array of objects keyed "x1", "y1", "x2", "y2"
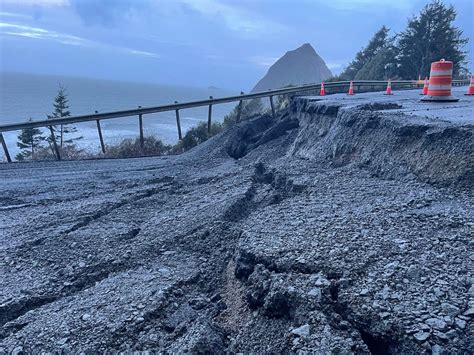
[{"x1": 0, "y1": 91, "x2": 473, "y2": 353}]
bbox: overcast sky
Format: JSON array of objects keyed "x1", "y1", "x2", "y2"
[{"x1": 0, "y1": 0, "x2": 472, "y2": 91}]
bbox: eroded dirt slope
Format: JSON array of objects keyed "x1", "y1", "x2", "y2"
[{"x1": 0, "y1": 94, "x2": 473, "y2": 354}]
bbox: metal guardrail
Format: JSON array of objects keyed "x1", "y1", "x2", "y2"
[{"x1": 0, "y1": 79, "x2": 469, "y2": 163}]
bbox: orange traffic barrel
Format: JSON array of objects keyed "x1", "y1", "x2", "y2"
[
  {"x1": 421, "y1": 59, "x2": 458, "y2": 102},
  {"x1": 465, "y1": 75, "x2": 474, "y2": 95}
]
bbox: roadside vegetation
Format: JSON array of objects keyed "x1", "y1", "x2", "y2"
[
  {"x1": 16, "y1": 86, "x2": 84, "y2": 161},
  {"x1": 329, "y1": 0, "x2": 468, "y2": 81},
  {"x1": 14, "y1": 86, "x2": 267, "y2": 162}
]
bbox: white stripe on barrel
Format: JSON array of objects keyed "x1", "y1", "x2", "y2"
[
  {"x1": 430, "y1": 69, "x2": 453, "y2": 76},
  {"x1": 427, "y1": 84, "x2": 452, "y2": 90}
]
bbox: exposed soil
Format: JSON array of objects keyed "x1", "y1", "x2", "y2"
[{"x1": 0, "y1": 93, "x2": 473, "y2": 354}]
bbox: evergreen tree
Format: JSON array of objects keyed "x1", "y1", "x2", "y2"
[
  {"x1": 396, "y1": 0, "x2": 468, "y2": 79},
  {"x1": 340, "y1": 26, "x2": 391, "y2": 80},
  {"x1": 16, "y1": 119, "x2": 45, "y2": 161},
  {"x1": 47, "y1": 85, "x2": 82, "y2": 149},
  {"x1": 355, "y1": 44, "x2": 398, "y2": 80}
]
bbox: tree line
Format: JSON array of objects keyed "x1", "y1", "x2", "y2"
[
  {"x1": 332, "y1": 0, "x2": 469, "y2": 81},
  {"x1": 16, "y1": 85, "x2": 82, "y2": 161}
]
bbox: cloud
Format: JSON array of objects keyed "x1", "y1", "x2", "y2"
[
  {"x1": 178, "y1": 0, "x2": 287, "y2": 36},
  {"x1": 325, "y1": 0, "x2": 413, "y2": 10},
  {"x1": 0, "y1": 0, "x2": 69, "y2": 6},
  {"x1": 0, "y1": 12, "x2": 31, "y2": 19},
  {"x1": 68, "y1": 0, "x2": 286, "y2": 35},
  {"x1": 129, "y1": 50, "x2": 160, "y2": 58},
  {"x1": 326, "y1": 62, "x2": 344, "y2": 70},
  {"x1": 69, "y1": 0, "x2": 147, "y2": 26},
  {"x1": 248, "y1": 56, "x2": 279, "y2": 68},
  {"x1": 0, "y1": 21, "x2": 160, "y2": 58},
  {"x1": 207, "y1": 54, "x2": 279, "y2": 68},
  {"x1": 205, "y1": 54, "x2": 223, "y2": 60},
  {"x1": 0, "y1": 22, "x2": 48, "y2": 33},
  {"x1": 0, "y1": 22, "x2": 91, "y2": 45},
  {"x1": 0, "y1": 1, "x2": 69, "y2": 21}
]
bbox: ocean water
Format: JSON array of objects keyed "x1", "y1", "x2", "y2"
[{"x1": 0, "y1": 72, "x2": 238, "y2": 160}]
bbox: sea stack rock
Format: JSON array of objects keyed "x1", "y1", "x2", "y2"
[{"x1": 251, "y1": 43, "x2": 332, "y2": 93}]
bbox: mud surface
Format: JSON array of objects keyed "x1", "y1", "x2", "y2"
[{"x1": 1, "y1": 89, "x2": 473, "y2": 354}]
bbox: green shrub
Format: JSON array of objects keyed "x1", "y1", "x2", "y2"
[
  {"x1": 172, "y1": 122, "x2": 223, "y2": 153},
  {"x1": 105, "y1": 136, "x2": 172, "y2": 158}
]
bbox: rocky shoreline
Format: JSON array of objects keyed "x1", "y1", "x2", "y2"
[{"x1": 1, "y1": 90, "x2": 473, "y2": 353}]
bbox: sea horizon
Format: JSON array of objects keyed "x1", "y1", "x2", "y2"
[{"x1": 0, "y1": 71, "x2": 239, "y2": 160}]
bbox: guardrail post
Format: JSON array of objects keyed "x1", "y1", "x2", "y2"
[
  {"x1": 96, "y1": 120, "x2": 106, "y2": 154},
  {"x1": 138, "y1": 106, "x2": 144, "y2": 149},
  {"x1": 269, "y1": 95, "x2": 275, "y2": 119},
  {"x1": 236, "y1": 92, "x2": 244, "y2": 123},
  {"x1": 174, "y1": 101, "x2": 182, "y2": 140},
  {"x1": 4, "y1": 80, "x2": 439, "y2": 159},
  {"x1": 48, "y1": 126, "x2": 61, "y2": 160},
  {"x1": 0, "y1": 133, "x2": 12, "y2": 163},
  {"x1": 207, "y1": 96, "x2": 213, "y2": 133}
]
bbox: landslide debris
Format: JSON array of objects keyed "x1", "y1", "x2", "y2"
[
  {"x1": 0, "y1": 95, "x2": 472, "y2": 353},
  {"x1": 291, "y1": 98, "x2": 473, "y2": 188}
]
